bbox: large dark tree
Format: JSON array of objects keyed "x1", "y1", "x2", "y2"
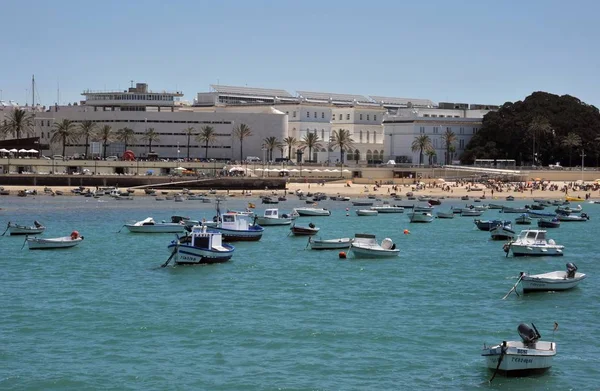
[{"x1": 461, "y1": 92, "x2": 600, "y2": 167}]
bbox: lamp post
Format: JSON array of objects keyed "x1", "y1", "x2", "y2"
[
  {"x1": 581, "y1": 149, "x2": 586, "y2": 181},
  {"x1": 261, "y1": 145, "x2": 267, "y2": 178}
]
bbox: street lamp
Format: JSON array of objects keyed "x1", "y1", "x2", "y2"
[
  {"x1": 261, "y1": 145, "x2": 267, "y2": 178},
  {"x1": 581, "y1": 149, "x2": 586, "y2": 181}
]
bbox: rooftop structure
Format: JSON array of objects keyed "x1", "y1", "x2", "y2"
[
  {"x1": 82, "y1": 82, "x2": 183, "y2": 110},
  {"x1": 369, "y1": 95, "x2": 435, "y2": 108},
  {"x1": 297, "y1": 91, "x2": 372, "y2": 105}
]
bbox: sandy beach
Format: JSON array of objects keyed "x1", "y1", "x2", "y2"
[{"x1": 0, "y1": 180, "x2": 596, "y2": 201}]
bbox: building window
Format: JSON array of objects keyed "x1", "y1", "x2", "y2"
[
  {"x1": 360, "y1": 114, "x2": 363, "y2": 120},
  {"x1": 359, "y1": 130, "x2": 363, "y2": 143},
  {"x1": 286, "y1": 111, "x2": 289, "y2": 115},
  {"x1": 473, "y1": 128, "x2": 478, "y2": 134},
  {"x1": 293, "y1": 111, "x2": 296, "y2": 118},
  {"x1": 321, "y1": 112, "x2": 324, "y2": 119},
  {"x1": 459, "y1": 139, "x2": 465, "y2": 149},
  {"x1": 339, "y1": 114, "x2": 342, "y2": 120},
  {"x1": 321, "y1": 129, "x2": 325, "y2": 140},
  {"x1": 346, "y1": 114, "x2": 350, "y2": 120},
  {"x1": 373, "y1": 132, "x2": 377, "y2": 143},
  {"x1": 314, "y1": 112, "x2": 317, "y2": 118},
  {"x1": 367, "y1": 114, "x2": 370, "y2": 120},
  {"x1": 374, "y1": 115, "x2": 377, "y2": 121},
  {"x1": 460, "y1": 127, "x2": 464, "y2": 134},
  {"x1": 366, "y1": 131, "x2": 370, "y2": 143},
  {"x1": 446, "y1": 127, "x2": 451, "y2": 132},
  {"x1": 424, "y1": 114, "x2": 429, "y2": 117},
  {"x1": 307, "y1": 111, "x2": 310, "y2": 118},
  {"x1": 420, "y1": 126, "x2": 425, "y2": 134}
]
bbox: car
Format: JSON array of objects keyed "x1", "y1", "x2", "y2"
[
  {"x1": 106, "y1": 156, "x2": 118, "y2": 161},
  {"x1": 52, "y1": 155, "x2": 63, "y2": 160}
]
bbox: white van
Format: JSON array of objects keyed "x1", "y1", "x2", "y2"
[{"x1": 246, "y1": 156, "x2": 261, "y2": 162}]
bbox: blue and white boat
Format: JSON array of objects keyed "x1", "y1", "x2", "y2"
[
  {"x1": 167, "y1": 225, "x2": 234, "y2": 265},
  {"x1": 211, "y1": 212, "x2": 264, "y2": 241}
]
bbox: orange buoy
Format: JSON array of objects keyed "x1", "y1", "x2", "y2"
[
  {"x1": 403, "y1": 229, "x2": 410, "y2": 235},
  {"x1": 70, "y1": 230, "x2": 79, "y2": 239},
  {"x1": 339, "y1": 251, "x2": 347, "y2": 259}
]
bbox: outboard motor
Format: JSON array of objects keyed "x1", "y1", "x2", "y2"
[
  {"x1": 566, "y1": 263, "x2": 577, "y2": 278},
  {"x1": 518, "y1": 323, "x2": 540, "y2": 345}
]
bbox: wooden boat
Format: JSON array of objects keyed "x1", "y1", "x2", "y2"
[
  {"x1": 290, "y1": 223, "x2": 320, "y2": 236},
  {"x1": 537, "y1": 217, "x2": 560, "y2": 228},
  {"x1": 165, "y1": 225, "x2": 234, "y2": 265},
  {"x1": 505, "y1": 229, "x2": 564, "y2": 257},
  {"x1": 6, "y1": 221, "x2": 46, "y2": 236},
  {"x1": 515, "y1": 214, "x2": 532, "y2": 225},
  {"x1": 308, "y1": 236, "x2": 352, "y2": 250},
  {"x1": 26, "y1": 231, "x2": 84, "y2": 250},
  {"x1": 482, "y1": 323, "x2": 556, "y2": 377},
  {"x1": 350, "y1": 234, "x2": 399, "y2": 258},
  {"x1": 436, "y1": 211, "x2": 454, "y2": 219},
  {"x1": 124, "y1": 217, "x2": 186, "y2": 233},
  {"x1": 490, "y1": 223, "x2": 516, "y2": 241},
  {"x1": 255, "y1": 208, "x2": 295, "y2": 226},
  {"x1": 356, "y1": 209, "x2": 378, "y2": 216},
  {"x1": 519, "y1": 263, "x2": 585, "y2": 293}
]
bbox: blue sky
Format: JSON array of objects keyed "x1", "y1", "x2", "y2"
[{"x1": 1, "y1": 0, "x2": 599, "y2": 107}]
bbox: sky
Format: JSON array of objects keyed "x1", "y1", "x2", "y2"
[{"x1": 1, "y1": 0, "x2": 599, "y2": 108}]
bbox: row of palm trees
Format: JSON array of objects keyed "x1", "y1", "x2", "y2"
[{"x1": 411, "y1": 129, "x2": 458, "y2": 166}]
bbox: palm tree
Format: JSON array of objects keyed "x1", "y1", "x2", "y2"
[
  {"x1": 329, "y1": 129, "x2": 355, "y2": 164},
  {"x1": 562, "y1": 132, "x2": 582, "y2": 167},
  {"x1": 411, "y1": 135, "x2": 432, "y2": 166},
  {"x1": 78, "y1": 120, "x2": 96, "y2": 158},
  {"x1": 183, "y1": 126, "x2": 196, "y2": 160},
  {"x1": 1, "y1": 108, "x2": 33, "y2": 139},
  {"x1": 95, "y1": 125, "x2": 115, "y2": 159},
  {"x1": 50, "y1": 119, "x2": 79, "y2": 158},
  {"x1": 196, "y1": 125, "x2": 217, "y2": 159},
  {"x1": 116, "y1": 127, "x2": 136, "y2": 151},
  {"x1": 141, "y1": 128, "x2": 161, "y2": 154},
  {"x1": 425, "y1": 148, "x2": 437, "y2": 165},
  {"x1": 233, "y1": 123, "x2": 253, "y2": 161},
  {"x1": 282, "y1": 136, "x2": 299, "y2": 160},
  {"x1": 263, "y1": 136, "x2": 281, "y2": 161},
  {"x1": 528, "y1": 116, "x2": 552, "y2": 165},
  {"x1": 441, "y1": 129, "x2": 457, "y2": 165},
  {"x1": 299, "y1": 132, "x2": 323, "y2": 162}
]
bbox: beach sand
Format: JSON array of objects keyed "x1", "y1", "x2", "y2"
[{"x1": 0, "y1": 180, "x2": 593, "y2": 201}]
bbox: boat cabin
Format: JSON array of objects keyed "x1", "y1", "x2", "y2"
[
  {"x1": 517, "y1": 230, "x2": 550, "y2": 244},
  {"x1": 137, "y1": 217, "x2": 157, "y2": 226},
  {"x1": 263, "y1": 209, "x2": 280, "y2": 219},
  {"x1": 190, "y1": 225, "x2": 225, "y2": 249},
  {"x1": 220, "y1": 212, "x2": 255, "y2": 230}
]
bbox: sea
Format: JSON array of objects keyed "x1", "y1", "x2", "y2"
[{"x1": 1, "y1": 194, "x2": 599, "y2": 390}]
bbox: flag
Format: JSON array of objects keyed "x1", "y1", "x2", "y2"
[{"x1": 554, "y1": 322, "x2": 559, "y2": 331}]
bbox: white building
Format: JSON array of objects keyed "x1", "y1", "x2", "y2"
[{"x1": 10, "y1": 83, "x2": 288, "y2": 161}]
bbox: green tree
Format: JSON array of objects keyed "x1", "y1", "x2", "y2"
[
  {"x1": 183, "y1": 126, "x2": 196, "y2": 160},
  {"x1": 116, "y1": 127, "x2": 136, "y2": 151},
  {"x1": 283, "y1": 136, "x2": 299, "y2": 160},
  {"x1": 528, "y1": 116, "x2": 552, "y2": 165},
  {"x1": 263, "y1": 136, "x2": 281, "y2": 161},
  {"x1": 441, "y1": 129, "x2": 457, "y2": 165},
  {"x1": 233, "y1": 123, "x2": 253, "y2": 161},
  {"x1": 1, "y1": 108, "x2": 33, "y2": 139},
  {"x1": 329, "y1": 129, "x2": 355, "y2": 164},
  {"x1": 425, "y1": 147, "x2": 437, "y2": 165},
  {"x1": 411, "y1": 135, "x2": 432, "y2": 166},
  {"x1": 299, "y1": 132, "x2": 323, "y2": 162},
  {"x1": 562, "y1": 132, "x2": 582, "y2": 167},
  {"x1": 50, "y1": 119, "x2": 79, "y2": 158},
  {"x1": 196, "y1": 125, "x2": 217, "y2": 159},
  {"x1": 78, "y1": 120, "x2": 96, "y2": 158},
  {"x1": 95, "y1": 125, "x2": 115, "y2": 159},
  {"x1": 141, "y1": 128, "x2": 160, "y2": 154}
]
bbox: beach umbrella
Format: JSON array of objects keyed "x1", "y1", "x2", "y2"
[
  {"x1": 342, "y1": 169, "x2": 351, "y2": 172},
  {"x1": 290, "y1": 169, "x2": 299, "y2": 172},
  {"x1": 8, "y1": 149, "x2": 18, "y2": 153},
  {"x1": 312, "y1": 169, "x2": 321, "y2": 172},
  {"x1": 18, "y1": 149, "x2": 27, "y2": 153},
  {"x1": 437, "y1": 178, "x2": 446, "y2": 182},
  {"x1": 27, "y1": 149, "x2": 38, "y2": 153},
  {"x1": 0, "y1": 148, "x2": 8, "y2": 153},
  {"x1": 279, "y1": 169, "x2": 290, "y2": 172}
]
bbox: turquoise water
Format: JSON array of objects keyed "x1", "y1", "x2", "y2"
[{"x1": 1, "y1": 196, "x2": 599, "y2": 390}]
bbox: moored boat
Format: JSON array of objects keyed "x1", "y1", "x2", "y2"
[
  {"x1": 290, "y1": 222, "x2": 320, "y2": 236},
  {"x1": 308, "y1": 236, "x2": 352, "y2": 250},
  {"x1": 436, "y1": 211, "x2": 454, "y2": 219},
  {"x1": 537, "y1": 217, "x2": 560, "y2": 228},
  {"x1": 370, "y1": 205, "x2": 404, "y2": 213},
  {"x1": 5, "y1": 221, "x2": 46, "y2": 236},
  {"x1": 294, "y1": 207, "x2": 331, "y2": 216},
  {"x1": 515, "y1": 214, "x2": 533, "y2": 225},
  {"x1": 557, "y1": 213, "x2": 589, "y2": 222},
  {"x1": 408, "y1": 212, "x2": 434, "y2": 223},
  {"x1": 211, "y1": 212, "x2": 264, "y2": 241},
  {"x1": 482, "y1": 323, "x2": 556, "y2": 378},
  {"x1": 166, "y1": 225, "x2": 234, "y2": 265},
  {"x1": 356, "y1": 209, "x2": 378, "y2": 216},
  {"x1": 490, "y1": 223, "x2": 516, "y2": 240},
  {"x1": 26, "y1": 231, "x2": 84, "y2": 250},
  {"x1": 505, "y1": 229, "x2": 564, "y2": 257},
  {"x1": 461, "y1": 209, "x2": 483, "y2": 217},
  {"x1": 474, "y1": 219, "x2": 511, "y2": 231},
  {"x1": 519, "y1": 263, "x2": 585, "y2": 293},
  {"x1": 255, "y1": 208, "x2": 295, "y2": 226},
  {"x1": 124, "y1": 217, "x2": 186, "y2": 233},
  {"x1": 350, "y1": 234, "x2": 399, "y2": 258}
]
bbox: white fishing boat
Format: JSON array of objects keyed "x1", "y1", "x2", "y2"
[
  {"x1": 461, "y1": 209, "x2": 483, "y2": 217},
  {"x1": 255, "y1": 208, "x2": 295, "y2": 226},
  {"x1": 26, "y1": 231, "x2": 84, "y2": 250},
  {"x1": 164, "y1": 225, "x2": 234, "y2": 265},
  {"x1": 557, "y1": 213, "x2": 589, "y2": 222},
  {"x1": 408, "y1": 212, "x2": 434, "y2": 223},
  {"x1": 436, "y1": 211, "x2": 455, "y2": 219},
  {"x1": 370, "y1": 205, "x2": 404, "y2": 213},
  {"x1": 356, "y1": 209, "x2": 378, "y2": 216},
  {"x1": 482, "y1": 323, "x2": 556, "y2": 378},
  {"x1": 308, "y1": 236, "x2": 352, "y2": 250},
  {"x1": 124, "y1": 217, "x2": 186, "y2": 233},
  {"x1": 505, "y1": 229, "x2": 564, "y2": 257},
  {"x1": 211, "y1": 212, "x2": 264, "y2": 241},
  {"x1": 519, "y1": 263, "x2": 586, "y2": 293},
  {"x1": 350, "y1": 234, "x2": 399, "y2": 258},
  {"x1": 515, "y1": 214, "x2": 533, "y2": 225},
  {"x1": 294, "y1": 207, "x2": 331, "y2": 216},
  {"x1": 413, "y1": 205, "x2": 434, "y2": 213},
  {"x1": 5, "y1": 221, "x2": 46, "y2": 236}
]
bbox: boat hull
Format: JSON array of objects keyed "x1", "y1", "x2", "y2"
[
  {"x1": 125, "y1": 224, "x2": 185, "y2": 233},
  {"x1": 9, "y1": 227, "x2": 45, "y2": 236},
  {"x1": 27, "y1": 236, "x2": 84, "y2": 250},
  {"x1": 168, "y1": 243, "x2": 234, "y2": 264},
  {"x1": 210, "y1": 227, "x2": 263, "y2": 242},
  {"x1": 350, "y1": 246, "x2": 399, "y2": 258},
  {"x1": 290, "y1": 226, "x2": 320, "y2": 236},
  {"x1": 255, "y1": 217, "x2": 292, "y2": 226},
  {"x1": 510, "y1": 244, "x2": 564, "y2": 256},
  {"x1": 408, "y1": 213, "x2": 434, "y2": 223},
  {"x1": 482, "y1": 341, "x2": 556, "y2": 376},
  {"x1": 295, "y1": 209, "x2": 331, "y2": 216},
  {"x1": 356, "y1": 210, "x2": 378, "y2": 216},
  {"x1": 309, "y1": 238, "x2": 352, "y2": 250},
  {"x1": 521, "y1": 272, "x2": 585, "y2": 292}
]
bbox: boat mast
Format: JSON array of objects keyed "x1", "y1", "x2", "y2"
[{"x1": 32, "y1": 75, "x2": 35, "y2": 108}]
